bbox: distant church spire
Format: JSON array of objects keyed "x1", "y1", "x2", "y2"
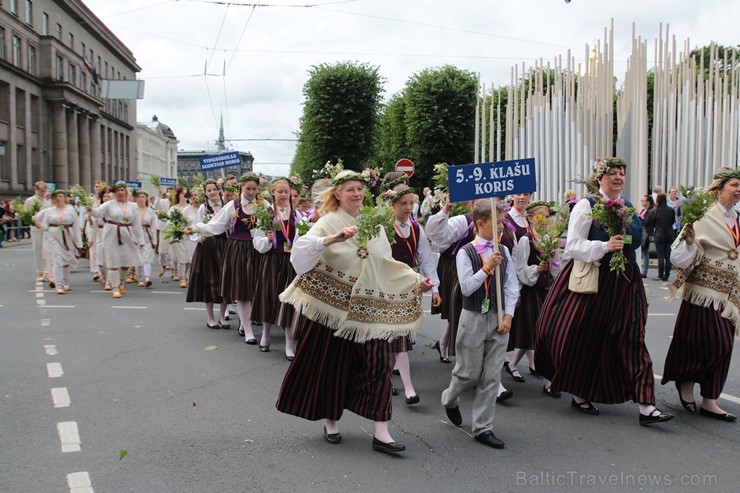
[{"x1": 216, "y1": 112, "x2": 226, "y2": 151}]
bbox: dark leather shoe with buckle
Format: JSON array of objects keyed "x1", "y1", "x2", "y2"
[
  {"x1": 372, "y1": 437, "x2": 405, "y2": 454},
  {"x1": 474, "y1": 431, "x2": 505, "y2": 449},
  {"x1": 445, "y1": 405, "x2": 463, "y2": 426},
  {"x1": 405, "y1": 395, "x2": 420, "y2": 406},
  {"x1": 640, "y1": 409, "x2": 674, "y2": 425},
  {"x1": 505, "y1": 364, "x2": 525, "y2": 382},
  {"x1": 543, "y1": 384, "x2": 561, "y2": 398},
  {"x1": 323, "y1": 426, "x2": 341, "y2": 444},
  {"x1": 675, "y1": 381, "x2": 696, "y2": 413},
  {"x1": 245, "y1": 338, "x2": 257, "y2": 345},
  {"x1": 496, "y1": 390, "x2": 514, "y2": 403},
  {"x1": 571, "y1": 398, "x2": 600, "y2": 415},
  {"x1": 699, "y1": 408, "x2": 737, "y2": 422}
]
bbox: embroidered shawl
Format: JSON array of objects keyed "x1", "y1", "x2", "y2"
[
  {"x1": 670, "y1": 204, "x2": 740, "y2": 334},
  {"x1": 279, "y1": 211, "x2": 425, "y2": 343}
]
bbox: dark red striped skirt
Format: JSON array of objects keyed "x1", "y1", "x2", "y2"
[
  {"x1": 250, "y1": 251, "x2": 296, "y2": 327},
  {"x1": 535, "y1": 261, "x2": 656, "y2": 404},
  {"x1": 508, "y1": 285, "x2": 546, "y2": 351},
  {"x1": 276, "y1": 316, "x2": 393, "y2": 422},
  {"x1": 661, "y1": 300, "x2": 735, "y2": 399},
  {"x1": 186, "y1": 235, "x2": 227, "y2": 303},
  {"x1": 220, "y1": 239, "x2": 261, "y2": 303},
  {"x1": 389, "y1": 336, "x2": 413, "y2": 353},
  {"x1": 444, "y1": 281, "x2": 464, "y2": 356},
  {"x1": 431, "y1": 255, "x2": 456, "y2": 319}
]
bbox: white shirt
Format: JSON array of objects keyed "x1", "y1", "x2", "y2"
[
  {"x1": 564, "y1": 189, "x2": 613, "y2": 263},
  {"x1": 289, "y1": 209, "x2": 357, "y2": 275},
  {"x1": 393, "y1": 218, "x2": 440, "y2": 292},
  {"x1": 194, "y1": 195, "x2": 256, "y2": 238},
  {"x1": 425, "y1": 210, "x2": 472, "y2": 251},
  {"x1": 508, "y1": 208, "x2": 528, "y2": 229},
  {"x1": 456, "y1": 235, "x2": 519, "y2": 316}
]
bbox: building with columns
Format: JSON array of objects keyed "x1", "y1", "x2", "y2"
[
  {"x1": 0, "y1": 0, "x2": 140, "y2": 196},
  {"x1": 136, "y1": 115, "x2": 178, "y2": 195}
]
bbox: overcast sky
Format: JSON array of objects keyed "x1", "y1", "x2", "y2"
[{"x1": 83, "y1": 0, "x2": 739, "y2": 176}]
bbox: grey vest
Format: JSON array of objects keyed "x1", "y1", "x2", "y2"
[{"x1": 460, "y1": 242, "x2": 508, "y2": 314}]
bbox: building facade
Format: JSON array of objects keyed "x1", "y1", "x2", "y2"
[
  {"x1": 0, "y1": 0, "x2": 140, "y2": 196},
  {"x1": 136, "y1": 115, "x2": 178, "y2": 195},
  {"x1": 177, "y1": 150, "x2": 254, "y2": 184}
]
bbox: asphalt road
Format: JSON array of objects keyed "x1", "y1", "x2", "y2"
[{"x1": 1, "y1": 244, "x2": 739, "y2": 493}]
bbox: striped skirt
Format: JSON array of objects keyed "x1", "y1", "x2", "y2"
[
  {"x1": 276, "y1": 316, "x2": 393, "y2": 422},
  {"x1": 444, "y1": 281, "x2": 464, "y2": 356},
  {"x1": 431, "y1": 255, "x2": 457, "y2": 319},
  {"x1": 186, "y1": 235, "x2": 227, "y2": 303},
  {"x1": 508, "y1": 285, "x2": 546, "y2": 351},
  {"x1": 661, "y1": 300, "x2": 735, "y2": 399},
  {"x1": 389, "y1": 336, "x2": 413, "y2": 353},
  {"x1": 535, "y1": 261, "x2": 656, "y2": 404},
  {"x1": 220, "y1": 239, "x2": 261, "y2": 303},
  {"x1": 250, "y1": 251, "x2": 296, "y2": 327}
]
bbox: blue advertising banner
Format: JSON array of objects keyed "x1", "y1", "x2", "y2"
[
  {"x1": 447, "y1": 158, "x2": 537, "y2": 203},
  {"x1": 199, "y1": 151, "x2": 241, "y2": 171},
  {"x1": 158, "y1": 177, "x2": 177, "y2": 187},
  {"x1": 125, "y1": 181, "x2": 143, "y2": 189}
]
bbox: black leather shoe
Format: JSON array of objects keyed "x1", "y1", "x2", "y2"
[
  {"x1": 571, "y1": 398, "x2": 600, "y2": 415},
  {"x1": 391, "y1": 386, "x2": 398, "y2": 396},
  {"x1": 445, "y1": 405, "x2": 463, "y2": 426},
  {"x1": 640, "y1": 409, "x2": 675, "y2": 425},
  {"x1": 237, "y1": 327, "x2": 245, "y2": 337},
  {"x1": 405, "y1": 395, "x2": 420, "y2": 406},
  {"x1": 496, "y1": 390, "x2": 514, "y2": 403},
  {"x1": 474, "y1": 431, "x2": 505, "y2": 449},
  {"x1": 699, "y1": 408, "x2": 737, "y2": 422},
  {"x1": 245, "y1": 338, "x2": 257, "y2": 345},
  {"x1": 529, "y1": 367, "x2": 539, "y2": 376},
  {"x1": 675, "y1": 381, "x2": 696, "y2": 413},
  {"x1": 505, "y1": 364, "x2": 525, "y2": 383},
  {"x1": 285, "y1": 354, "x2": 295, "y2": 362},
  {"x1": 323, "y1": 426, "x2": 341, "y2": 444},
  {"x1": 543, "y1": 384, "x2": 561, "y2": 398},
  {"x1": 372, "y1": 437, "x2": 405, "y2": 454},
  {"x1": 259, "y1": 344, "x2": 270, "y2": 352},
  {"x1": 432, "y1": 340, "x2": 450, "y2": 363},
  {"x1": 219, "y1": 323, "x2": 231, "y2": 330},
  {"x1": 207, "y1": 323, "x2": 219, "y2": 329},
  {"x1": 392, "y1": 369, "x2": 400, "y2": 375}
]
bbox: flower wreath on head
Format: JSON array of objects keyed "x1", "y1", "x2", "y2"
[
  {"x1": 712, "y1": 168, "x2": 740, "y2": 181},
  {"x1": 239, "y1": 173, "x2": 260, "y2": 184},
  {"x1": 112, "y1": 181, "x2": 128, "y2": 191},
  {"x1": 313, "y1": 159, "x2": 345, "y2": 180},
  {"x1": 592, "y1": 157, "x2": 627, "y2": 179},
  {"x1": 134, "y1": 189, "x2": 149, "y2": 198},
  {"x1": 382, "y1": 186, "x2": 415, "y2": 204},
  {"x1": 288, "y1": 175, "x2": 304, "y2": 191},
  {"x1": 525, "y1": 200, "x2": 551, "y2": 214},
  {"x1": 383, "y1": 174, "x2": 409, "y2": 190},
  {"x1": 52, "y1": 188, "x2": 71, "y2": 197},
  {"x1": 361, "y1": 167, "x2": 380, "y2": 188},
  {"x1": 331, "y1": 170, "x2": 370, "y2": 188}
]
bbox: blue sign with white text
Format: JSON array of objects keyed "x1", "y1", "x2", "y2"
[
  {"x1": 199, "y1": 152, "x2": 241, "y2": 171},
  {"x1": 125, "y1": 181, "x2": 143, "y2": 189},
  {"x1": 448, "y1": 158, "x2": 537, "y2": 203},
  {"x1": 158, "y1": 177, "x2": 177, "y2": 187}
]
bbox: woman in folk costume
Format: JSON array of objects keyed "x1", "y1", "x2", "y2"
[
  {"x1": 251, "y1": 177, "x2": 300, "y2": 360},
  {"x1": 535, "y1": 158, "x2": 673, "y2": 425},
  {"x1": 276, "y1": 170, "x2": 432, "y2": 454},
  {"x1": 506, "y1": 201, "x2": 551, "y2": 385},
  {"x1": 154, "y1": 187, "x2": 173, "y2": 278},
  {"x1": 26, "y1": 180, "x2": 52, "y2": 282},
  {"x1": 41, "y1": 189, "x2": 82, "y2": 295},
  {"x1": 134, "y1": 191, "x2": 157, "y2": 288},
  {"x1": 186, "y1": 180, "x2": 230, "y2": 330},
  {"x1": 190, "y1": 174, "x2": 262, "y2": 343},
  {"x1": 87, "y1": 182, "x2": 145, "y2": 299},
  {"x1": 93, "y1": 187, "x2": 113, "y2": 290},
  {"x1": 385, "y1": 184, "x2": 441, "y2": 406},
  {"x1": 167, "y1": 187, "x2": 195, "y2": 289},
  {"x1": 425, "y1": 198, "x2": 475, "y2": 362},
  {"x1": 662, "y1": 168, "x2": 740, "y2": 422},
  {"x1": 85, "y1": 180, "x2": 107, "y2": 282}
]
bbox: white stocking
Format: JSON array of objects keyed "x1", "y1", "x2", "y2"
[
  {"x1": 143, "y1": 263, "x2": 152, "y2": 278},
  {"x1": 236, "y1": 300, "x2": 254, "y2": 340},
  {"x1": 260, "y1": 323, "x2": 272, "y2": 347},
  {"x1": 109, "y1": 269, "x2": 121, "y2": 291},
  {"x1": 62, "y1": 266, "x2": 71, "y2": 286},
  {"x1": 218, "y1": 303, "x2": 228, "y2": 324},
  {"x1": 284, "y1": 326, "x2": 295, "y2": 359},
  {"x1": 53, "y1": 267, "x2": 64, "y2": 287},
  {"x1": 395, "y1": 352, "x2": 416, "y2": 398},
  {"x1": 206, "y1": 302, "x2": 216, "y2": 325}
]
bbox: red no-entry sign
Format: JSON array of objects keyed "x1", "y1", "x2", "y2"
[{"x1": 395, "y1": 158, "x2": 415, "y2": 177}]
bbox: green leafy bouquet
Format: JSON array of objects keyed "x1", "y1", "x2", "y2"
[
  {"x1": 156, "y1": 210, "x2": 170, "y2": 222},
  {"x1": 150, "y1": 175, "x2": 160, "y2": 187},
  {"x1": 295, "y1": 219, "x2": 311, "y2": 236},
  {"x1": 432, "y1": 162, "x2": 470, "y2": 218},
  {"x1": 678, "y1": 186, "x2": 716, "y2": 242},
  {"x1": 251, "y1": 200, "x2": 279, "y2": 231},
  {"x1": 589, "y1": 197, "x2": 635, "y2": 278},
  {"x1": 12, "y1": 196, "x2": 41, "y2": 226},
  {"x1": 531, "y1": 214, "x2": 563, "y2": 286},
  {"x1": 70, "y1": 185, "x2": 92, "y2": 207},
  {"x1": 353, "y1": 197, "x2": 396, "y2": 258},
  {"x1": 162, "y1": 208, "x2": 189, "y2": 242}
]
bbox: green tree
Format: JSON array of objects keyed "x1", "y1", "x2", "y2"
[
  {"x1": 403, "y1": 65, "x2": 478, "y2": 187},
  {"x1": 374, "y1": 93, "x2": 408, "y2": 174},
  {"x1": 291, "y1": 62, "x2": 385, "y2": 182}
]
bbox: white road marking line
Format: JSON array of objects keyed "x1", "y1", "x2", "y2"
[
  {"x1": 648, "y1": 313, "x2": 674, "y2": 316},
  {"x1": 67, "y1": 471, "x2": 93, "y2": 493},
  {"x1": 57, "y1": 422, "x2": 81, "y2": 452},
  {"x1": 37, "y1": 299, "x2": 46, "y2": 306},
  {"x1": 35, "y1": 286, "x2": 43, "y2": 292},
  {"x1": 110, "y1": 306, "x2": 148, "y2": 309},
  {"x1": 36, "y1": 292, "x2": 44, "y2": 298},
  {"x1": 184, "y1": 307, "x2": 206, "y2": 311},
  {"x1": 44, "y1": 305, "x2": 76, "y2": 308},
  {"x1": 47, "y1": 362, "x2": 64, "y2": 378},
  {"x1": 41, "y1": 319, "x2": 50, "y2": 326},
  {"x1": 51, "y1": 387, "x2": 71, "y2": 408},
  {"x1": 89, "y1": 290, "x2": 110, "y2": 293},
  {"x1": 44, "y1": 345, "x2": 58, "y2": 356},
  {"x1": 152, "y1": 291, "x2": 182, "y2": 295}
]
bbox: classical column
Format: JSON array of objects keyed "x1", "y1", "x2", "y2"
[
  {"x1": 66, "y1": 109, "x2": 79, "y2": 186},
  {"x1": 79, "y1": 114, "x2": 91, "y2": 190},
  {"x1": 90, "y1": 117, "x2": 101, "y2": 183},
  {"x1": 52, "y1": 103, "x2": 68, "y2": 188}
]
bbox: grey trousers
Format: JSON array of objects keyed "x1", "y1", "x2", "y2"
[{"x1": 441, "y1": 308, "x2": 509, "y2": 437}]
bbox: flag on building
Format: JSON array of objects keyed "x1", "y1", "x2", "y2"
[{"x1": 83, "y1": 57, "x2": 99, "y2": 85}]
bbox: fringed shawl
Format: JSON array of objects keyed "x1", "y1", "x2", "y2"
[
  {"x1": 670, "y1": 204, "x2": 740, "y2": 334},
  {"x1": 279, "y1": 211, "x2": 425, "y2": 343}
]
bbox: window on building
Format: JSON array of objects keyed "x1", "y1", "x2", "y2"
[
  {"x1": 68, "y1": 64, "x2": 76, "y2": 86},
  {"x1": 56, "y1": 23, "x2": 62, "y2": 40},
  {"x1": 12, "y1": 35, "x2": 21, "y2": 68},
  {"x1": 104, "y1": 61, "x2": 108, "y2": 78},
  {"x1": 25, "y1": 0, "x2": 32, "y2": 25},
  {"x1": 80, "y1": 41, "x2": 85, "y2": 57},
  {"x1": 81, "y1": 72, "x2": 86, "y2": 92},
  {"x1": 0, "y1": 27, "x2": 5, "y2": 61},
  {"x1": 10, "y1": 0, "x2": 18, "y2": 16},
  {"x1": 27, "y1": 45, "x2": 35, "y2": 75},
  {"x1": 67, "y1": 32, "x2": 73, "y2": 49},
  {"x1": 42, "y1": 12, "x2": 48, "y2": 35},
  {"x1": 56, "y1": 56, "x2": 63, "y2": 80}
]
